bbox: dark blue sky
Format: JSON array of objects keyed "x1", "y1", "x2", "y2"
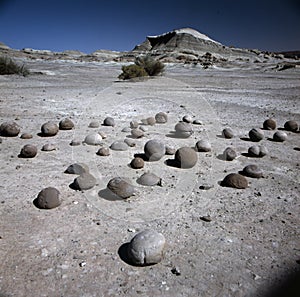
[{"x1": 0, "y1": 0, "x2": 299, "y2": 53}]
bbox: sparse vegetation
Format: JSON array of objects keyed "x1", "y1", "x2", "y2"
[
  {"x1": 0, "y1": 56, "x2": 30, "y2": 76},
  {"x1": 118, "y1": 56, "x2": 164, "y2": 80}
]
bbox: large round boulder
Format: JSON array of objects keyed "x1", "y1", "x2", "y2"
[
  {"x1": 175, "y1": 147, "x2": 198, "y2": 169},
  {"x1": 144, "y1": 139, "x2": 165, "y2": 161}
]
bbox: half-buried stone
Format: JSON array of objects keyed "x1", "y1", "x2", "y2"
[
  {"x1": 137, "y1": 172, "x2": 162, "y2": 186},
  {"x1": 284, "y1": 120, "x2": 298, "y2": 132},
  {"x1": 19, "y1": 144, "x2": 38, "y2": 158},
  {"x1": 73, "y1": 173, "x2": 96, "y2": 190},
  {"x1": 35, "y1": 187, "x2": 61, "y2": 209},
  {"x1": 222, "y1": 147, "x2": 237, "y2": 161},
  {"x1": 42, "y1": 143, "x2": 56, "y2": 151},
  {"x1": 65, "y1": 163, "x2": 89, "y2": 175},
  {"x1": 221, "y1": 173, "x2": 248, "y2": 189},
  {"x1": 0, "y1": 121, "x2": 20, "y2": 137},
  {"x1": 242, "y1": 165, "x2": 263, "y2": 178},
  {"x1": 131, "y1": 128, "x2": 144, "y2": 139},
  {"x1": 195, "y1": 140, "x2": 211, "y2": 152},
  {"x1": 84, "y1": 133, "x2": 102, "y2": 145},
  {"x1": 103, "y1": 117, "x2": 115, "y2": 127},
  {"x1": 110, "y1": 140, "x2": 128, "y2": 151},
  {"x1": 59, "y1": 118, "x2": 74, "y2": 130},
  {"x1": 248, "y1": 145, "x2": 268, "y2": 157},
  {"x1": 263, "y1": 118, "x2": 276, "y2": 130},
  {"x1": 182, "y1": 115, "x2": 193, "y2": 123},
  {"x1": 107, "y1": 177, "x2": 135, "y2": 199},
  {"x1": 155, "y1": 112, "x2": 168, "y2": 124},
  {"x1": 20, "y1": 133, "x2": 33, "y2": 139},
  {"x1": 174, "y1": 122, "x2": 193, "y2": 138},
  {"x1": 174, "y1": 147, "x2": 197, "y2": 169},
  {"x1": 249, "y1": 128, "x2": 264, "y2": 142},
  {"x1": 130, "y1": 157, "x2": 144, "y2": 169},
  {"x1": 41, "y1": 121, "x2": 59, "y2": 137},
  {"x1": 144, "y1": 139, "x2": 165, "y2": 161},
  {"x1": 126, "y1": 230, "x2": 166, "y2": 266},
  {"x1": 222, "y1": 128, "x2": 234, "y2": 139},
  {"x1": 88, "y1": 121, "x2": 100, "y2": 128},
  {"x1": 96, "y1": 147, "x2": 110, "y2": 156},
  {"x1": 273, "y1": 131, "x2": 288, "y2": 142}
]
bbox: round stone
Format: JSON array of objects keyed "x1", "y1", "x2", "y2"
[
  {"x1": 155, "y1": 112, "x2": 168, "y2": 123},
  {"x1": 59, "y1": 118, "x2": 74, "y2": 130},
  {"x1": 107, "y1": 177, "x2": 135, "y2": 199},
  {"x1": 221, "y1": 173, "x2": 248, "y2": 189},
  {"x1": 248, "y1": 145, "x2": 268, "y2": 157},
  {"x1": 20, "y1": 133, "x2": 33, "y2": 139},
  {"x1": 124, "y1": 138, "x2": 136, "y2": 147},
  {"x1": 263, "y1": 118, "x2": 276, "y2": 130},
  {"x1": 222, "y1": 128, "x2": 234, "y2": 139},
  {"x1": 65, "y1": 163, "x2": 89, "y2": 175},
  {"x1": 130, "y1": 157, "x2": 144, "y2": 169},
  {"x1": 73, "y1": 173, "x2": 96, "y2": 190},
  {"x1": 0, "y1": 121, "x2": 20, "y2": 137},
  {"x1": 131, "y1": 128, "x2": 144, "y2": 138},
  {"x1": 41, "y1": 121, "x2": 59, "y2": 137},
  {"x1": 273, "y1": 131, "x2": 288, "y2": 142},
  {"x1": 137, "y1": 172, "x2": 162, "y2": 186},
  {"x1": 41, "y1": 143, "x2": 56, "y2": 151},
  {"x1": 284, "y1": 120, "x2": 298, "y2": 132},
  {"x1": 175, "y1": 122, "x2": 193, "y2": 137},
  {"x1": 127, "y1": 230, "x2": 166, "y2": 266},
  {"x1": 130, "y1": 121, "x2": 139, "y2": 129},
  {"x1": 20, "y1": 144, "x2": 38, "y2": 158},
  {"x1": 84, "y1": 133, "x2": 102, "y2": 145},
  {"x1": 259, "y1": 145, "x2": 269, "y2": 157},
  {"x1": 103, "y1": 117, "x2": 115, "y2": 127},
  {"x1": 35, "y1": 187, "x2": 61, "y2": 209},
  {"x1": 195, "y1": 139, "x2": 211, "y2": 152},
  {"x1": 96, "y1": 147, "x2": 110, "y2": 156},
  {"x1": 145, "y1": 117, "x2": 156, "y2": 126},
  {"x1": 223, "y1": 147, "x2": 237, "y2": 161},
  {"x1": 144, "y1": 139, "x2": 165, "y2": 161},
  {"x1": 242, "y1": 164, "x2": 263, "y2": 178},
  {"x1": 88, "y1": 121, "x2": 100, "y2": 128},
  {"x1": 110, "y1": 140, "x2": 128, "y2": 151},
  {"x1": 175, "y1": 147, "x2": 198, "y2": 169},
  {"x1": 249, "y1": 128, "x2": 264, "y2": 142},
  {"x1": 182, "y1": 115, "x2": 193, "y2": 123}
]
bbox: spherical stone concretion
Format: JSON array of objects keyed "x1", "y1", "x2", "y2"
[
  {"x1": 155, "y1": 112, "x2": 168, "y2": 124},
  {"x1": 41, "y1": 121, "x2": 59, "y2": 137},
  {"x1": 284, "y1": 120, "x2": 298, "y2": 132},
  {"x1": 127, "y1": 230, "x2": 166, "y2": 266},
  {"x1": 144, "y1": 140, "x2": 165, "y2": 161},
  {"x1": 35, "y1": 187, "x2": 61, "y2": 209},
  {"x1": 107, "y1": 177, "x2": 135, "y2": 199},
  {"x1": 249, "y1": 128, "x2": 264, "y2": 142},
  {"x1": 20, "y1": 144, "x2": 38, "y2": 158},
  {"x1": 221, "y1": 173, "x2": 248, "y2": 189},
  {"x1": 263, "y1": 118, "x2": 276, "y2": 130},
  {"x1": 130, "y1": 157, "x2": 144, "y2": 169},
  {"x1": 242, "y1": 164, "x2": 263, "y2": 178},
  {"x1": 73, "y1": 173, "x2": 96, "y2": 190},
  {"x1": 59, "y1": 118, "x2": 74, "y2": 130},
  {"x1": 222, "y1": 128, "x2": 234, "y2": 139},
  {"x1": 65, "y1": 163, "x2": 89, "y2": 174},
  {"x1": 137, "y1": 172, "x2": 162, "y2": 186},
  {"x1": 0, "y1": 121, "x2": 20, "y2": 137},
  {"x1": 175, "y1": 147, "x2": 198, "y2": 169},
  {"x1": 195, "y1": 139, "x2": 211, "y2": 152},
  {"x1": 273, "y1": 131, "x2": 288, "y2": 142}
]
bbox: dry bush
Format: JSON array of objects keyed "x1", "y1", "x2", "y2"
[{"x1": 0, "y1": 56, "x2": 29, "y2": 76}]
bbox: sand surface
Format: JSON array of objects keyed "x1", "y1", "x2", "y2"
[{"x1": 0, "y1": 58, "x2": 299, "y2": 297}]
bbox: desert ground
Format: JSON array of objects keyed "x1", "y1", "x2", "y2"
[{"x1": 0, "y1": 54, "x2": 299, "y2": 297}]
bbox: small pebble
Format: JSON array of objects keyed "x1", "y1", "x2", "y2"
[
  {"x1": 171, "y1": 267, "x2": 181, "y2": 276},
  {"x1": 165, "y1": 145, "x2": 176, "y2": 155},
  {"x1": 70, "y1": 139, "x2": 81, "y2": 146},
  {"x1": 130, "y1": 157, "x2": 144, "y2": 169},
  {"x1": 41, "y1": 143, "x2": 56, "y2": 151},
  {"x1": 20, "y1": 133, "x2": 33, "y2": 139},
  {"x1": 182, "y1": 115, "x2": 193, "y2": 123},
  {"x1": 88, "y1": 121, "x2": 100, "y2": 128},
  {"x1": 193, "y1": 119, "x2": 203, "y2": 125},
  {"x1": 124, "y1": 138, "x2": 136, "y2": 147},
  {"x1": 130, "y1": 121, "x2": 139, "y2": 129}
]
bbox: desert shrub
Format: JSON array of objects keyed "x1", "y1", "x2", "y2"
[
  {"x1": 0, "y1": 56, "x2": 30, "y2": 76},
  {"x1": 118, "y1": 56, "x2": 164, "y2": 80},
  {"x1": 118, "y1": 64, "x2": 148, "y2": 80}
]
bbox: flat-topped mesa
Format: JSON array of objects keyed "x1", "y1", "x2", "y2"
[{"x1": 133, "y1": 27, "x2": 224, "y2": 53}]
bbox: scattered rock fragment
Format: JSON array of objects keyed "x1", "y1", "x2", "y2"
[
  {"x1": 130, "y1": 157, "x2": 144, "y2": 169},
  {"x1": 242, "y1": 164, "x2": 263, "y2": 178},
  {"x1": 165, "y1": 145, "x2": 176, "y2": 155},
  {"x1": 284, "y1": 120, "x2": 298, "y2": 132},
  {"x1": 59, "y1": 118, "x2": 74, "y2": 130},
  {"x1": 195, "y1": 139, "x2": 211, "y2": 152},
  {"x1": 41, "y1": 121, "x2": 59, "y2": 137},
  {"x1": 248, "y1": 145, "x2": 268, "y2": 157},
  {"x1": 110, "y1": 140, "x2": 128, "y2": 151},
  {"x1": 103, "y1": 117, "x2": 115, "y2": 127},
  {"x1": 83, "y1": 133, "x2": 102, "y2": 145},
  {"x1": 193, "y1": 119, "x2": 202, "y2": 125},
  {"x1": 70, "y1": 139, "x2": 81, "y2": 146},
  {"x1": 182, "y1": 115, "x2": 193, "y2": 123},
  {"x1": 73, "y1": 173, "x2": 96, "y2": 190},
  {"x1": 35, "y1": 187, "x2": 61, "y2": 209},
  {"x1": 222, "y1": 147, "x2": 237, "y2": 161},
  {"x1": 20, "y1": 133, "x2": 33, "y2": 139},
  {"x1": 130, "y1": 121, "x2": 139, "y2": 129},
  {"x1": 19, "y1": 144, "x2": 38, "y2": 158},
  {"x1": 144, "y1": 139, "x2": 165, "y2": 161},
  {"x1": 131, "y1": 128, "x2": 144, "y2": 138},
  {"x1": 155, "y1": 112, "x2": 168, "y2": 123},
  {"x1": 175, "y1": 147, "x2": 198, "y2": 168},
  {"x1": 249, "y1": 128, "x2": 264, "y2": 142},
  {"x1": 137, "y1": 172, "x2": 162, "y2": 186},
  {"x1": 0, "y1": 121, "x2": 20, "y2": 137},
  {"x1": 98, "y1": 131, "x2": 107, "y2": 139},
  {"x1": 141, "y1": 117, "x2": 156, "y2": 126},
  {"x1": 263, "y1": 118, "x2": 276, "y2": 130},
  {"x1": 107, "y1": 177, "x2": 135, "y2": 199},
  {"x1": 126, "y1": 230, "x2": 166, "y2": 266},
  {"x1": 96, "y1": 147, "x2": 110, "y2": 156},
  {"x1": 124, "y1": 138, "x2": 136, "y2": 147},
  {"x1": 222, "y1": 128, "x2": 234, "y2": 139},
  {"x1": 65, "y1": 163, "x2": 89, "y2": 174},
  {"x1": 273, "y1": 131, "x2": 288, "y2": 142},
  {"x1": 121, "y1": 127, "x2": 131, "y2": 133},
  {"x1": 221, "y1": 173, "x2": 248, "y2": 189}
]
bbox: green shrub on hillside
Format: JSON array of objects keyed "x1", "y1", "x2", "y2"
[
  {"x1": 0, "y1": 56, "x2": 30, "y2": 76},
  {"x1": 118, "y1": 56, "x2": 164, "y2": 80}
]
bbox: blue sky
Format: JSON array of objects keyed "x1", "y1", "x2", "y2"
[{"x1": 0, "y1": 0, "x2": 299, "y2": 53}]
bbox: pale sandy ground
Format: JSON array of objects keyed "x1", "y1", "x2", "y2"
[{"x1": 0, "y1": 57, "x2": 299, "y2": 297}]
